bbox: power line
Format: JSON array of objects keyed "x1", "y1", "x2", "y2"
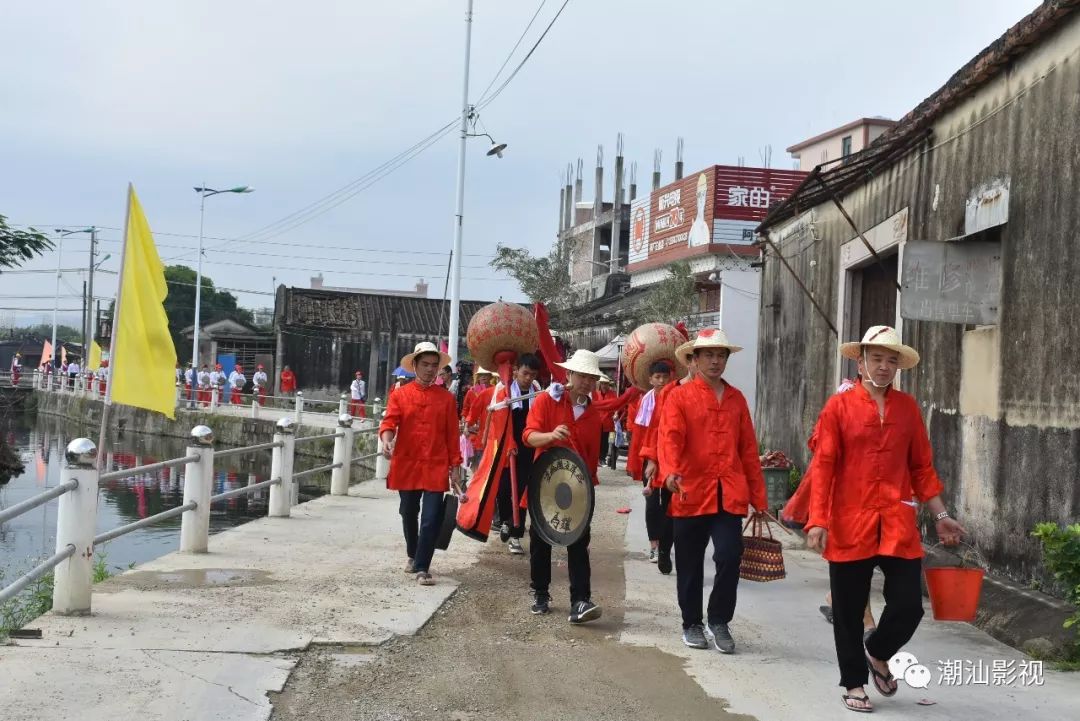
[
  {"x1": 163, "y1": 278, "x2": 275, "y2": 297},
  {"x1": 477, "y1": 0, "x2": 572, "y2": 111},
  {"x1": 196, "y1": 257, "x2": 510, "y2": 281},
  {"x1": 90, "y1": 234, "x2": 492, "y2": 258},
  {"x1": 475, "y1": 0, "x2": 548, "y2": 105}
]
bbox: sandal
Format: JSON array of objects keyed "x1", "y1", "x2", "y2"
[
  {"x1": 841, "y1": 693, "x2": 873, "y2": 713},
  {"x1": 866, "y1": 653, "x2": 898, "y2": 697}
]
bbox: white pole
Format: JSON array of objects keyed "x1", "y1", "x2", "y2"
[
  {"x1": 330, "y1": 417, "x2": 353, "y2": 496},
  {"x1": 210, "y1": 386, "x2": 219, "y2": 413},
  {"x1": 180, "y1": 426, "x2": 214, "y2": 553},
  {"x1": 268, "y1": 427, "x2": 291, "y2": 517},
  {"x1": 192, "y1": 187, "x2": 206, "y2": 378},
  {"x1": 52, "y1": 438, "x2": 99, "y2": 615},
  {"x1": 50, "y1": 233, "x2": 63, "y2": 367},
  {"x1": 338, "y1": 393, "x2": 348, "y2": 417},
  {"x1": 446, "y1": 0, "x2": 474, "y2": 369},
  {"x1": 294, "y1": 391, "x2": 303, "y2": 424}
]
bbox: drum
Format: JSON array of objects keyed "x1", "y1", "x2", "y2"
[{"x1": 621, "y1": 322, "x2": 689, "y2": 390}]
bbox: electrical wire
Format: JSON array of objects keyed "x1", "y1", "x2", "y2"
[
  {"x1": 475, "y1": 0, "x2": 548, "y2": 106},
  {"x1": 476, "y1": 0, "x2": 571, "y2": 111},
  {"x1": 89, "y1": 234, "x2": 491, "y2": 258},
  {"x1": 196, "y1": 257, "x2": 509, "y2": 282}
]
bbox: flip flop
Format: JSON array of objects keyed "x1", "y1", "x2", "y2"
[
  {"x1": 819, "y1": 605, "x2": 834, "y2": 624},
  {"x1": 841, "y1": 694, "x2": 873, "y2": 713},
  {"x1": 615, "y1": 507, "x2": 632, "y2": 514},
  {"x1": 866, "y1": 653, "x2": 898, "y2": 697}
]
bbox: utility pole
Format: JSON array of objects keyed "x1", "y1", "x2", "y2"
[
  {"x1": 85, "y1": 226, "x2": 98, "y2": 360},
  {"x1": 81, "y1": 280, "x2": 88, "y2": 359},
  {"x1": 446, "y1": 0, "x2": 474, "y2": 369}
]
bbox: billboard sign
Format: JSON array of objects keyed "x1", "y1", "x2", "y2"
[{"x1": 627, "y1": 165, "x2": 807, "y2": 271}]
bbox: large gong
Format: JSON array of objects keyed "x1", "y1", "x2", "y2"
[{"x1": 528, "y1": 447, "x2": 595, "y2": 547}]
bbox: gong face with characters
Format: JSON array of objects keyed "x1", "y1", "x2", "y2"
[{"x1": 528, "y1": 446, "x2": 595, "y2": 547}]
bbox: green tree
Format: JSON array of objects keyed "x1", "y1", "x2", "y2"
[
  {"x1": 163, "y1": 265, "x2": 254, "y2": 361},
  {"x1": 631, "y1": 261, "x2": 697, "y2": 327},
  {"x1": 0, "y1": 215, "x2": 52, "y2": 271},
  {"x1": 490, "y1": 240, "x2": 575, "y2": 308},
  {"x1": 16, "y1": 323, "x2": 83, "y2": 343}
]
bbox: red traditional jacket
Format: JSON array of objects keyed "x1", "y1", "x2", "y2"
[
  {"x1": 379, "y1": 381, "x2": 462, "y2": 492},
  {"x1": 806, "y1": 382, "x2": 943, "y2": 562},
  {"x1": 523, "y1": 391, "x2": 602, "y2": 485},
  {"x1": 658, "y1": 377, "x2": 767, "y2": 518}
]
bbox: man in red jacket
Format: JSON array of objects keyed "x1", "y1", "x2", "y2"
[
  {"x1": 380, "y1": 342, "x2": 461, "y2": 587},
  {"x1": 523, "y1": 349, "x2": 606, "y2": 624},
  {"x1": 659, "y1": 328, "x2": 766, "y2": 654},
  {"x1": 806, "y1": 326, "x2": 965, "y2": 713}
]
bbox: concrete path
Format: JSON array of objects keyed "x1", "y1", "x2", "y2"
[
  {"x1": 618, "y1": 482, "x2": 1080, "y2": 720},
  {"x1": 0, "y1": 482, "x2": 482, "y2": 721}
]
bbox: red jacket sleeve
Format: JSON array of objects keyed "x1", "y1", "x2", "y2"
[
  {"x1": 379, "y1": 387, "x2": 404, "y2": 436},
  {"x1": 523, "y1": 392, "x2": 553, "y2": 447},
  {"x1": 806, "y1": 397, "x2": 842, "y2": 531},
  {"x1": 658, "y1": 389, "x2": 689, "y2": 479},
  {"x1": 907, "y1": 397, "x2": 944, "y2": 502},
  {"x1": 592, "y1": 386, "x2": 642, "y2": 414},
  {"x1": 737, "y1": 395, "x2": 768, "y2": 511},
  {"x1": 446, "y1": 391, "x2": 463, "y2": 467}
]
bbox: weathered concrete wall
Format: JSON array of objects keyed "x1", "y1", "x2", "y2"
[
  {"x1": 756, "y1": 12, "x2": 1080, "y2": 589},
  {"x1": 34, "y1": 392, "x2": 377, "y2": 462}
]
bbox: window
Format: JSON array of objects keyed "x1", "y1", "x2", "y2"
[{"x1": 841, "y1": 135, "x2": 853, "y2": 161}]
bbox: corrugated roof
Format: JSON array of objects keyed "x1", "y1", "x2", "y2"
[{"x1": 760, "y1": 0, "x2": 1080, "y2": 231}]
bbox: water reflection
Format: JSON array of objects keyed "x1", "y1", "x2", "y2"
[{"x1": 1, "y1": 412, "x2": 356, "y2": 579}]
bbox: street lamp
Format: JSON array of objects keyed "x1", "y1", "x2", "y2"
[
  {"x1": 446, "y1": 0, "x2": 508, "y2": 369},
  {"x1": 190, "y1": 185, "x2": 253, "y2": 406}
]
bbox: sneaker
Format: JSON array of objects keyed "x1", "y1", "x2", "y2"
[
  {"x1": 682, "y1": 624, "x2": 708, "y2": 649},
  {"x1": 508, "y1": 538, "x2": 525, "y2": 555},
  {"x1": 416, "y1": 571, "x2": 435, "y2": 586},
  {"x1": 657, "y1": 552, "x2": 672, "y2": 575},
  {"x1": 404, "y1": 558, "x2": 415, "y2": 574},
  {"x1": 491, "y1": 515, "x2": 502, "y2": 533},
  {"x1": 499, "y1": 523, "x2": 511, "y2": 543},
  {"x1": 648, "y1": 548, "x2": 658, "y2": 564},
  {"x1": 706, "y1": 622, "x2": 736, "y2": 654},
  {"x1": 568, "y1": 600, "x2": 602, "y2": 624},
  {"x1": 530, "y1": 595, "x2": 550, "y2": 615}
]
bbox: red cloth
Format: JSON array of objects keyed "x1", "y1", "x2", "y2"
[
  {"x1": 591, "y1": 389, "x2": 617, "y2": 433},
  {"x1": 523, "y1": 390, "x2": 602, "y2": 485},
  {"x1": 639, "y1": 382, "x2": 679, "y2": 489},
  {"x1": 625, "y1": 396, "x2": 644, "y2": 480},
  {"x1": 348, "y1": 400, "x2": 365, "y2": 418},
  {"x1": 379, "y1": 382, "x2": 462, "y2": 492},
  {"x1": 807, "y1": 382, "x2": 944, "y2": 562},
  {"x1": 257, "y1": 386, "x2": 267, "y2": 406},
  {"x1": 230, "y1": 389, "x2": 242, "y2": 405},
  {"x1": 280, "y1": 370, "x2": 296, "y2": 394},
  {"x1": 464, "y1": 384, "x2": 495, "y2": 451},
  {"x1": 534, "y1": 302, "x2": 567, "y2": 385},
  {"x1": 658, "y1": 377, "x2": 767, "y2": 518}
]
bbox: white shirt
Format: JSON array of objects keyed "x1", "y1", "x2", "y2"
[
  {"x1": 350, "y1": 378, "x2": 366, "y2": 400},
  {"x1": 198, "y1": 370, "x2": 211, "y2": 387},
  {"x1": 209, "y1": 370, "x2": 222, "y2": 386},
  {"x1": 228, "y1": 371, "x2": 246, "y2": 389},
  {"x1": 184, "y1": 368, "x2": 194, "y2": 383},
  {"x1": 98, "y1": 367, "x2": 109, "y2": 381},
  {"x1": 252, "y1": 371, "x2": 268, "y2": 388},
  {"x1": 68, "y1": 362, "x2": 80, "y2": 374}
]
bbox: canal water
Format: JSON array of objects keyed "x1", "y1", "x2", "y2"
[{"x1": 0, "y1": 411, "x2": 370, "y2": 583}]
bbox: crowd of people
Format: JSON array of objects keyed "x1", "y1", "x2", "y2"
[{"x1": 375, "y1": 324, "x2": 966, "y2": 714}]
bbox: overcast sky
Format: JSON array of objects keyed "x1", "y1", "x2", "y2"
[{"x1": 0, "y1": 0, "x2": 1040, "y2": 330}]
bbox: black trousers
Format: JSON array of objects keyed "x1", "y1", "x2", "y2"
[
  {"x1": 644, "y1": 486, "x2": 673, "y2": 554},
  {"x1": 529, "y1": 508, "x2": 591, "y2": 604},
  {"x1": 398, "y1": 490, "x2": 444, "y2": 573},
  {"x1": 829, "y1": 555, "x2": 924, "y2": 689},
  {"x1": 495, "y1": 466, "x2": 526, "y2": 539},
  {"x1": 598, "y1": 431, "x2": 610, "y2": 467},
  {"x1": 672, "y1": 510, "x2": 743, "y2": 628}
]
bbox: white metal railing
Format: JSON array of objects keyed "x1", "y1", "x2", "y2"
[
  {"x1": 0, "y1": 413, "x2": 379, "y2": 616},
  {"x1": 30, "y1": 373, "x2": 386, "y2": 431}
]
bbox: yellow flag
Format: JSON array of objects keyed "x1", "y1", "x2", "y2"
[
  {"x1": 88, "y1": 340, "x2": 102, "y2": 371},
  {"x1": 110, "y1": 185, "x2": 177, "y2": 418}
]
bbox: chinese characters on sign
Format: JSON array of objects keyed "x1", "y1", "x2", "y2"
[
  {"x1": 726, "y1": 186, "x2": 771, "y2": 208},
  {"x1": 900, "y1": 239, "x2": 1002, "y2": 326}
]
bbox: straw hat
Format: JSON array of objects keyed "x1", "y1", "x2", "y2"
[
  {"x1": 839, "y1": 325, "x2": 920, "y2": 370},
  {"x1": 675, "y1": 328, "x2": 742, "y2": 366},
  {"x1": 401, "y1": 342, "x2": 453, "y2": 373},
  {"x1": 474, "y1": 366, "x2": 494, "y2": 378},
  {"x1": 555, "y1": 349, "x2": 610, "y2": 382}
]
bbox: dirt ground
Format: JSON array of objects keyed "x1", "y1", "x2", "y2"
[{"x1": 270, "y1": 477, "x2": 751, "y2": 721}]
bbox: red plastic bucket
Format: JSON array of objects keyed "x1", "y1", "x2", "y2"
[{"x1": 924, "y1": 567, "x2": 985, "y2": 622}]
